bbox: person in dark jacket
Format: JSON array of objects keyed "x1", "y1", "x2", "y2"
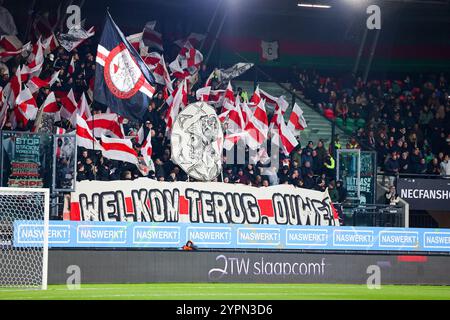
[
  {"x1": 303, "y1": 172, "x2": 316, "y2": 189},
  {"x1": 336, "y1": 180, "x2": 347, "y2": 203},
  {"x1": 399, "y1": 151, "x2": 410, "y2": 173},
  {"x1": 384, "y1": 152, "x2": 400, "y2": 175}
]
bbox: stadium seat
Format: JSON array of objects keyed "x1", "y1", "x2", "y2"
[
  {"x1": 335, "y1": 117, "x2": 344, "y2": 128},
  {"x1": 346, "y1": 118, "x2": 355, "y2": 127},
  {"x1": 356, "y1": 118, "x2": 366, "y2": 128},
  {"x1": 324, "y1": 109, "x2": 335, "y2": 120}
]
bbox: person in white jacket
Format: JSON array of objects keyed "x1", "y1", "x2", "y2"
[{"x1": 440, "y1": 155, "x2": 450, "y2": 178}]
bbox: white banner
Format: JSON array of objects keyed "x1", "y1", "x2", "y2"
[
  {"x1": 261, "y1": 40, "x2": 279, "y2": 61},
  {"x1": 70, "y1": 178, "x2": 340, "y2": 226},
  {"x1": 217, "y1": 62, "x2": 254, "y2": 83}
]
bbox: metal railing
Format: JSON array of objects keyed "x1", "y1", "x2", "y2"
[
  {"x1": 377, "y1": 171, "x2": 450, "y2": 195},
  {"x1": 335, "y1": 203, "x2": 406, "y2": 227},
  {"x1": 379, "y1": 171, "x2": 450, "y2": 180}
]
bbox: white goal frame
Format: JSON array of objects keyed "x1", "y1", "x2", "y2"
[{"x1": 0, "y1": 187, "x2": 50, "y2": 290}]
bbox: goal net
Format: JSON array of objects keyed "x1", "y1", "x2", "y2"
[{"x1": 0, "y1": 188, "x2": 50, "y2": 290}]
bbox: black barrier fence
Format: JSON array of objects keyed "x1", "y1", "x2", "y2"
[
  {"x1": 377, "y1": 172, "x2": 448, "y2": 228},
  {"x1": 380, "y1": 171, "x2": 450, "y2": 184},
  {"x1": 336, "y1": 203, "x2": 405, "y2": 227}
]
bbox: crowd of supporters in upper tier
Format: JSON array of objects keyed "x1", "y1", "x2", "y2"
[{"x1": 291, "y1": 70, "x2": 450, "y2": 178}]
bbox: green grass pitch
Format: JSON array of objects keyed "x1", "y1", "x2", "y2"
[{"x1": 1, "y1": 283, "x2": 450, "y2": 300}]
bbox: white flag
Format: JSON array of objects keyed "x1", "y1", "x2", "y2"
[{"x1": 261, "y1": 40, "x2": 279, "y2": 61}]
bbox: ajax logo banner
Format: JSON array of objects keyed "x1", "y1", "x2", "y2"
[{"x1": 104, "y1": 43, "x2": 145, "y2": 99}]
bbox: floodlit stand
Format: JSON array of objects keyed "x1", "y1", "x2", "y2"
[{"x1": 0, "y1": 187, "x2": 50, "y2": 290}]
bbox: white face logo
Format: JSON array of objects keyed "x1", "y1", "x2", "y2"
[
  {"x1": 104, "y1": 44, "x2": 144, "y2": 99},
  {"x1": 171, "y1": 102, "x2": 224, "y2": 181}
]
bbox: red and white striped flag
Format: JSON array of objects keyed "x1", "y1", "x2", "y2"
[
  {"x1": 68, "y1": 55, "x2": 75, "y2": 74},
  {"x1": 220, "y1": 99, "x2": 245, "y2": 134},
  {"x1": 168, "y1": 57, "x2": 189, "y2": 80},
  {"x1": 26, "y1": 70, "x2": 59, "y2": 94},
  {"x1": 287, "y1": 102, "x2": 307, "y2": 134},
  {"x1": 0, "y1": 47, "x2": 23, "y2": 60},
  {"x1": 141, "y1": 131, "x2": 153, "y2": 166},
  {"x1": 240, "y1": 101, "x2": 253, "y2": 127},
  {"x1": 141, "y1": 51, "x2": 161, "y2": 70},
  {"x1": 223, "y1": 131, "x2": 247, "y2": 150},
  {"x1": 204, "y1": 70, "x2": 215, "y2": 87},
  {"x1": 221, "y1": 81, "x2": 235, "y2": 114},
  {"x1": 0, "y1": 35, "x2": 23, "y2": 61},
  {"x1": 224, "y1": 81, "x2": 235, "y2": 103},
  {"x1": 86, "y1": 113, "x2": 125, "y2": 139},
  {"x1": 196, "y1": 86, "x2": 211, "y2": 102},
  {"x1": 42, "y1": 33, "x2": 59, "y2": 55},
  {"x1": 137, "y1": 125, "x2": 145, "y2": 145},
  {"x1": 60, "y1": 89, "x2": 77, "y2": 123},
  {"x1": 271, "y1": 107, "x2": 299, "y2": 156},
  {"x1": 0, "y1": 87, "x2": 8, "y2": 128},
  {"x1": 223, "y1": 98, "x2": 264, "y2": 151},
  {"x1": 0, "y1": 35, "x2": 22, "y2": 52},
  {"x1": 21, "y1": 38, "x2": 44, "y2": 78},
  {"x1": 259, "y1": 88, "x2": 289, "y2": 115},
  {"x1": 244, "y1": 98, "x2": 268, "y2": 149},
  {"x1": 27, "y1": 77, "x2": 49, "y2": 94},
  {"x1": 101, "y1": 135, "x2": 139, "y2": 164},
  {"x1": 250, "y1": 85, "x2": 261, "y2": 106},
  {"x1": 32, "y1": 90, "x2": 60, "y2": 132},
  {"x1": 76, "y1": 114, "x2": 103, "y2": 150},
  {"x1": 174, "y1": 32, "x2": 205, "y2": 48},
  {"x1": 26, "y1": 38, "x2": 41, "y2": 63},
  {"x1": 55, "y1": 126, "x2": 66, "y2": 135},
  {"x1": 3, "y1": 66, "x2": 22, "y2": 108},
  {"x1": 181, "y1": 45, "x2": 203, "y2": 69},
  {"x1": 55, "y1": 127, "x2": 66, "y2": 158},
  {"x1": 169, "y1": 42, "x2": 203, "y2": 79},
  {"x1": 250, "y1": 147, "x2": 271, "y2": 165},
  {"x1": 75, "y1": 92, "x2": 91, "y2": 121},
  {"x1": 149, "y1": 54, "x2": 173, "y2": 91},
  {"x1": 13, "y1": 87, "x2": 38, "y2": 127},
  {"x1": 268, "y1": 96, "x2": 289, "y2": 132},
  {"x1": 160, "y1": 55, "x2": 174, "y2": 93},
  {"x1": 126, "y1": 32, "x2": 143, "y2": 52},
  {"x1": 165, "y1": 79, "x2": 186, "y2": 134},
  {"x1": 41, "y1": 91, "x2": 60, "y2": 115},
  {"x1": 209, "y1": 89, "x2": 225, "y2": 106},
  {"x1": 142, "y1": 21, "x2": 163, "y2": 51},
  {"x1": 259, "y1": 87, "x2": 277, "y2": 105}
]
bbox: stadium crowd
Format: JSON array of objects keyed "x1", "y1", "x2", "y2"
[
  {"x1": 11, "y1": 26, "x2": 448, "y2": 205},
  {"x1": 1, "y1": 37, "x2": 351, "y2": 203},
  {"x1": 4, "y1": 32, "x2": 449, "y2": 211},
  {"x1": 292, "y1": 70, "x2": 450, "y2": 178}
]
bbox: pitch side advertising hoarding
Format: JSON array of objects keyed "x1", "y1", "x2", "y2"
[{"x1": 13, "y1": 221, "x2": 450, "y2": 253}]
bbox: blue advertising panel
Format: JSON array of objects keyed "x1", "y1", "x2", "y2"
[{"x1": 12, "y1": 220, "x2": 450, "y2": 253}]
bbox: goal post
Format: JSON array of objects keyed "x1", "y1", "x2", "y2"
[{"x1": 0, "y1": 187, "x2": 50, "y2": 290}]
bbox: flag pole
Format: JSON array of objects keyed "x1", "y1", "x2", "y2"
[
  {"x1": 199, "y1": 0, "x2": 223, "y2": 52},
  {"x1": 205, "y1": 11, "x2": 228, "y2": 65},
  {"x1": 92, "y1": 112, "x2": 96, "y2": 180}
]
